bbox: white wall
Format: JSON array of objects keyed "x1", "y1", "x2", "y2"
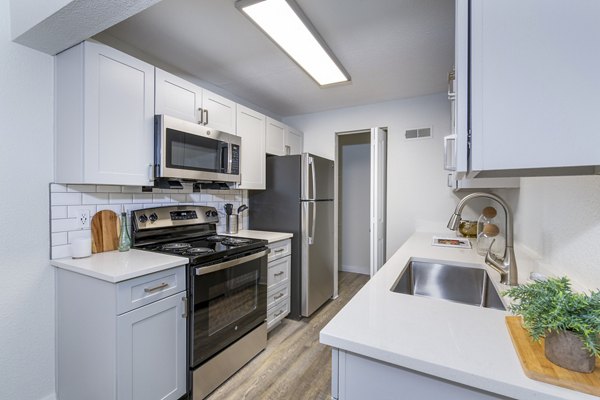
[
  {"x1": 339, "y1": 133, "x2": 370, "y2": 274},
  {"x1": 285, "y1": 93, "x2": 479, "y2": 256},
  {"x1": 0, "y1": 1, "x2": 56, "y2": 399},
  {"x1": 513, "y1": 176, "x2": 600, "y2": 290}
]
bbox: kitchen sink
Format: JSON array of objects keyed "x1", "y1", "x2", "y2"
[{"x1": 391, "y1": 259, "x2": 506, "y2": 310}]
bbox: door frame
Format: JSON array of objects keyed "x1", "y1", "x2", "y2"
[{"x1": 334, "y1": 128, "x2": 387, "y2": 297}]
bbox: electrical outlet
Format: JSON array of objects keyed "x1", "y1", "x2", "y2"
[{"x1": 78, "y1": 209, "x2": 90, "y2": 229}]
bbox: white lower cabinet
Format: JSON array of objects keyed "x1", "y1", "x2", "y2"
[
  {"x1": 266, "y1": 239, "x2": 291, "y2": 331},
  {"x1": 117, "y1": 294, "x2": 187, "y2": 400},
  {"x1": 56, "y1": 266, "x2": 187, "y2": 400},
  {"x1": 332, "y1": 349, "x2": 505, "y2": 400}
]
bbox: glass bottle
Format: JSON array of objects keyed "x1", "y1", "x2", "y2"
[
  {"x1": 118, "y1": 212, "x2": 131, "y2": 252},
  {"x1": 476, "y1": 206, "x2": 497, "y2": 256}
]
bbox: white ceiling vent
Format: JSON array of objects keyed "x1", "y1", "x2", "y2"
[{"x1": 405, "y1": 127, "x2": 432, "y2": 140}]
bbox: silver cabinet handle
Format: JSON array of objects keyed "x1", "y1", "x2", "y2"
[
  {"x1": 203, "y1": 109, "x2": 209, "y2": 126},
  {"x1": 274, "y1": 248, "x2": 285, "y2": 254},
  {"x1": 181, "y1": 296, "x2": 188, "y2": 319},
  {"x1": 198, "y1": 107, "x2": 204, "y2": 124},
  {"x1": 274, "y1": 271, "x2": 284, "y2": 277},
  {"x1": 274, "y1": 310, "x2": 284, "y2": 317},
  {"x1": 147, "y1": 164, "x2": 153, "y2": 182},
  {"x1": 144, "y1": 282, "x2": 169, "y2": 293},
  {"x1": 274, "y1": 293, "x2": 284, "y2": 300}
]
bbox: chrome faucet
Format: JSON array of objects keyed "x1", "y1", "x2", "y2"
[{"x1": 447, "y1": 192, "x2": 518, "y2": 286}]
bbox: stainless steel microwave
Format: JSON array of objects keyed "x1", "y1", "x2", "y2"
[{"x1": 154, "y1": 115, "x2": 241, "y2": 184}]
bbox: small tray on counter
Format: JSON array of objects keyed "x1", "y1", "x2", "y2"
[{"x1": 505, "y1": 316, "x2": 600, "y2": 397}]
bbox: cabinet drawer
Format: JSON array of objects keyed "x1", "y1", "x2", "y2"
[
  {"x1": 267, "y1": 298, "x2": 290, "y2": 331},
  {"x1": 267, "y1": 256, "x2": 290, "y2": 289},
  {"x1": 117, "y1": 266, "x2": 186, "y2": 315},
  {"x1": 267, "y1": 282, "x2": 289, "y2": 310},
  {"x1": 268, "y1": 239, "x2": 291, "y2": 262}
]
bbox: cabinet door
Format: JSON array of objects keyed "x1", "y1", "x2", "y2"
[
  {"x1": 266, "y1": 117, "x2": 286, "y2": 156},
  {"x1": 202, "y1": 89, "x2": 236, "y2": 134},
  {"x1": 285, "y1": 127, "x2": 303, "y2": 155},
  {"x1": 470, "y1": 0, "x2": 600, "y2": 172},
  {"x1": 117, "y1": 293, "x2": 187, "y2": 400},
  {"x1": 84, "y1": 42, "x2": 154, "y2": 185},
  {"x1": 155, "y1": 68, "x2": 202, "y2": 124},
  {"x1": 236, "y1": 105, "x2": 266, "y2": 189}
]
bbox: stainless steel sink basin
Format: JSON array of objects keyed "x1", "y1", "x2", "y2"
[{"x1": 391, "y1": 259, "x2": 506, "y2": 310}]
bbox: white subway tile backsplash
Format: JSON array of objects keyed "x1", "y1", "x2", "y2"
[
  {"x1": 67, "y1": 184, "x2": 96, "y2": 192},
  {"x1": 133, "y1": 193, "x2": 153, "y2": 202},
  {"x1": 52, "y1": 218, "x2": 78, "y2": 233},
  {"x1": 67, "y1": 205, "x2": 96, "y2": 218},
  {"x1": 51, "y1": 192, "x2": 82, "y2": 206},
  {"x1": 170, "y1": 194, "x2": 187, "y2": 203},
  {"x1": 52, "y1": 244, "x2": 71, "y2": 259},
  {"x1": 51, "y1": 206, "x2": 68, "y2": 219},
  {"x1": 50, "y1": 183, "x2": 250, "y2": 259},
  {"x1": 50, "y1": 184, "x2": 67, "y2": 192},
  {"x1": 188, "y1": 193, "x2": 202, "y2": 202},
  {"x1": 96, "y1": 185, "x2": 121, "y2": 193},
  {"x1": 109, "y1": 193, "x2": 133, "y2": 204},
  {"x1": 67, "y1": 230, "x2": 91, "y2": 243},
  {"x1": 82, "y1": 193, "x2": 109, "y2": 205},
  {"x1": 52, "y1": 232, "x2": 68, "y2": 246},
  {"x1": 153, "y1": 194, "x2": 171, "y2": 203}
]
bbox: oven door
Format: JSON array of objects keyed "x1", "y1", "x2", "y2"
[
  {"x1": 190, "y1": 248, "x2": 268, "y2": 367},
  {"x1": 155, "y1": 115, "x2": 241, "y2": 183}
]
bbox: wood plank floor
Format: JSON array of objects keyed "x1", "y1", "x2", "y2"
[{"x1": 206, "y1": 271, "x2": 369, "y2": 400}]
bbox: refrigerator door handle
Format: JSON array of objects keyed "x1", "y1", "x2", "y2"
[
  {"x1": 309, "y1": 201, "x2": 316, "y2": 245},
  {"x1": 310, "y1": 156, "x2": 316, "y2": 200}
]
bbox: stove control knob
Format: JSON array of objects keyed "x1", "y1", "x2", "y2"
[
  {"x1": 205, "y1": 211, "x2": 211, "y2": 218},
  {"x1": 149, "y1": 213, "x2": 158, "y2": 222},
  {"x1": 138, "y1": 214, "x2": 148, "y2": 223},
  {"x1": 211, "y1": 211, "x2": 218, "y2": 217}
]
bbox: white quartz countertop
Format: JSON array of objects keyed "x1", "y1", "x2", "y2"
[
  {"x1": 320, "y1": 232, "x2": 596, "y2": 400},
  {"x1": 224, "y1": 230, "x2": 293, "y2": 243},
  {"x1": 50, "y1": 249, "x2": 188, "y2": 283}
]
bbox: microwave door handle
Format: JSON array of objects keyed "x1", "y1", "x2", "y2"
[{"x1": 220, "y1": 144, "x2": 231, "y2": 173}]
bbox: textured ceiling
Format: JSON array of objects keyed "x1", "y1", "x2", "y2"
[{"x1": 101, "y1": 0, "x2": 455, "y2": 117}]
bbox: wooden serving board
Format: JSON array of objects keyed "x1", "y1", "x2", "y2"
[
  {"x1": 505, "y1": 316, "x2": 600, "y2": 397},
  {"x1": 91, "y1": 210, "x2": 120, "y2": 253}
]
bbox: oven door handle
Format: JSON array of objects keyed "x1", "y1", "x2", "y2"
[{"x1": 194, "y1": 249, "x2": 269, "y2": 276}]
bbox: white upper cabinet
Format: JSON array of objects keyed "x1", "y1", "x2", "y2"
[
  {"x1": 266, "y1": 117, "x2": 286, "y2": 156},
  {"x1": 285, "y1": 126, "x2": 303, "y2": 155},
  {"x1": 458, "y1": 0, "x2": 600, "y2": 176},
  {"x1": 202, "y1": 89, "x2": 236, "y2": 134},
  {"x1": 155, "y1": 68, "x2": 236, "y2": 134},
  {"x1": 236, "y1": 105, "x2": 266, "y2": 189},
  {"x1": 55, "y1": 41, "x2": 154, "y2": 185}
]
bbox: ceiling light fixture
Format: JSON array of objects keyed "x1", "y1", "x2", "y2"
[{"x1": 236, "y1": 0, "x2": 351, "y2": 87}]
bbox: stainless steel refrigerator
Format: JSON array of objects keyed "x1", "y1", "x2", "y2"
[{"x1": 249, "y1": 153, "x2": 334, "y2": 319}]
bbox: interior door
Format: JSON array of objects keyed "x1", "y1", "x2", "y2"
[{"x1": 370, "y1": 128, "x2": 387, "y2": 277}]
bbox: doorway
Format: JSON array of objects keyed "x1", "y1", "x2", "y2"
[{"x1": 333, "y1": 128, "x2": 387, "y2": 297}]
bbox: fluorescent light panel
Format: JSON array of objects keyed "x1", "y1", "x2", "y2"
[{"x1": 238, "y1": 0, "x2": 349, "y2": 86}]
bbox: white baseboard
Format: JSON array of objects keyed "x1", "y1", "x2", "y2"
[{"x1": 340, "y1": 264, "x2": 369, "y2": 275}]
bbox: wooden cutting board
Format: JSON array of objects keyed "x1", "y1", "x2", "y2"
[
  {"x1": 505, "y1": 316, "x2": 600, "y2": 396},
  {"x1": 91, "y1": 210, "x2": 120, "y2": 253}
]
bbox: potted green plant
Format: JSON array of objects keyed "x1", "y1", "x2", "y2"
[{"x1": 504, "y1": 276, "x2": 600, "y2": 373}]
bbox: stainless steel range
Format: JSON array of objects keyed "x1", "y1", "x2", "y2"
[{"x1": 131, "y1": 205, "x2": 268, "y2": 400}]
